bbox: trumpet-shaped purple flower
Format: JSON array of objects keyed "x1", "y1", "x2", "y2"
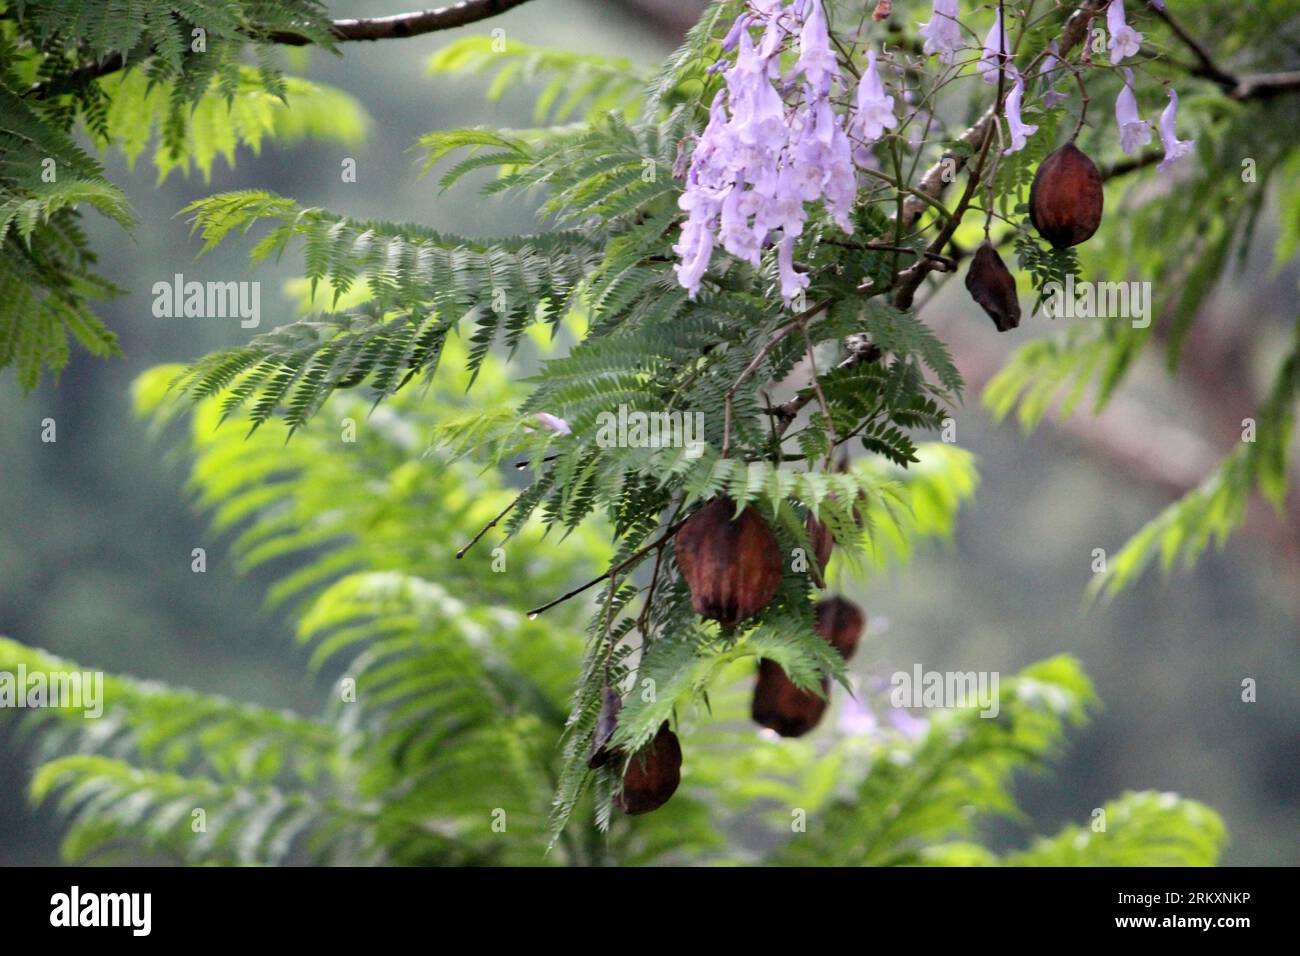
[
  {"x1": 1107, "y1": 0, "x2": 1143, "y2": 64},
  {"x1": 917, "y1": 0, "x2": 962, "y2": 65},
  {"x1": 798, "y1": 0, "x2": 839, "y2": 93},
  {"x1": 1157, "y1": 87, "x2": 1194, "y2": 171},
  {"x1": 1115, "y1": 68, "x2": 1151, "y2": 155},
  {"x1": 849, "y1": 50, "x2": 898, "y2": 162},
  {"x1": 777, "y1": 233, "x2": 810, "y2": 302},
  {"x1": 978, "y1": 9, "x2": 1008, "y2": 85},
  {"x1": 1002, "y1": 69, "x2": 1038, "y2": 154}
]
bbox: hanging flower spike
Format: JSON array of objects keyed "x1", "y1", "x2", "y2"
[
  {"x1": 797, "y1": 0, "x2": 839, "y2": 94},
  {"x1": 978, "y1": 8, "x2": 1008, "y2": 85},
  {"x1": 1003, "y1": 69, "x2": 1039, "y2": 155},
  {"x1": 850, "y1": 50, "x2": 898, "y2": 165},
  {"x1": 1107, "y1": 0, "x2": 1143, "y2": 65},
  {"x1": 1115, "y1": 68, "x2": 1152, "y2": 155},
  {"x1": 917, "y1": 0, "x2": 962, "y2": 65},
  {"x1": 1157, "y1": 87, "x2": 1194, "y2": 171}
]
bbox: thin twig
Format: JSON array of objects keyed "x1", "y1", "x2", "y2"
[
  {"x1": 798, "y1": 319, "x2": 837, "y2": 468},
  {"x1": 455, "y1": 493, "x2": 520, "y2": 559},
  {"x1": 721, "y1": 297, "x2": 831, "y2": 459},
  {"x1": 1150, "y1": 5, "x2": 1237, "y2": 89},
  {"x1": 527, "y1": 516, "x2": 689, "y2": 618}
]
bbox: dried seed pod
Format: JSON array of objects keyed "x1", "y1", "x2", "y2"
[
  {"x1": 752, "y1": 659, "x2": 829, "y2": 738},
  {"x1": 616, "y1": 721, "x2": 682, "y2": 815},
  {"x1": 675, "y1": 496, "x2": 782, "y2": 626},
  {"x1": 588, "y1": 685, "x2": 623, "y2": 769},
  {"x1": 1029, "y1": 143, "x2": 1104, "y2": 249},
  {"x1": 806, "y1": 512, "x2": 834, "y2": 576},
  {"x1": 965, "y1": 241, "x2": 1021, "y2": 332},
  {"x1": 815, "y1": 595, "x2": 866, "y2": 661}
]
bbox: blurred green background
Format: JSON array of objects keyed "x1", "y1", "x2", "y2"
[{"x1": 1, "y1": 0, "x2": 1296, "y2": 865}]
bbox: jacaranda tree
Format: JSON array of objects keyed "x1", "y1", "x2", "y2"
[{"x1": 4, "y1": 0, "x2": 1296, "y2": 864}]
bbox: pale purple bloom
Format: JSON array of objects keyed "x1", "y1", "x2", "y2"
[
  {"x1": 838, "y1": 693, "x2": 879, "y2": 735},
  {"x1": 1149, "y1": 0, "x2": 1165, "y2": 9},
  {"x1": 673, "y1": 0, "x2": 860, "y2": 301},
  {"x1": 797, "y1": 0, "x2": 839, "y2": 93},
  {"x1": 1115, "y1": 68, "x2": 1151, "y2": 155},
  {"x1": 1039, "y1": 41, "x2": 1070, "y2": 109},
  {"x1": 978, "y1": 9, "x2": 1008, "y2": 85},
  {"x1": 1107, "y1": 0, "x2": 1143, "y2": 64},
  {"x1": 1038, "y1": 39, "x2": 1068, "y2": 107},
  {"x1": 1157, "y1": 87, "x2": 1194, "y2": 171},
  {"x1": 1042, "y1": 87, "x2": 1070, "y2": 109},
  {"x1": 1039, "y1": 40, "x2": 1059, "y2": 78},
  {"x1": 888, "y1": 706, "x2": 930, "y2": 740},
  {"x1": 777, "y1": 233, "x2": 809, "y2": 303},
  {"x1": 917, "y1": 0, "x2": 962, "y2": 65},
  {"x1": 534, "y1": 413, "x2": 571, "y2": 435},
  {"x1": 721, "y1": 12, "x2": 752, "y2": 52},
  {"x1": 838, "y1": 677, "x2": 931, "y2": 741},
  {"x1": 1002, "y1": 69, "x2": 1038, "y2": 155},
  {"x1": 850, "y1": 50, "x2": 897, "y2": 163}
]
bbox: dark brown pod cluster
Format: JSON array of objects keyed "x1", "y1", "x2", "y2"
[
  {"x1": 815, "y1": 595, "x2": 865, "y2": 661},
  {"x1": 616, "y1": 721, "x2": 682, "y2": 815},
  {"x1": 1029, "y1": 143, "x2": 1104, "y2": 249},
  {"x1": 752, "y1": 595, "x2": 867, "y2": 738},
  {"x1": 675, "y1": 496, "x2": 782, "y2": 626},
  {"x1": 965, "y1": 241, "x2": 1021, "y2": 332},
  {"x1": 752, "y1": 660, "x2": 829, "y2": 738}
]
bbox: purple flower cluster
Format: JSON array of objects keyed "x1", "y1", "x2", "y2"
[
  {"x1": 675, "y1": 1, "x2": 1196, "y2": 301},
  {"x1": 674, "y1": 0, "x2": 893, "y2": 303}
]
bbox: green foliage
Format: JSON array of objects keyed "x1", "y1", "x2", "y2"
[
  {"x1": 0, "y1": 0, "x2": 364, "y2": 388},
  {"x1": 97, "y1": 67, "x2": 368, "y2": 182},
  {"x1": 1088, "y1": 319, "x2": 1299, "y2": 601},
  {"x1": 427, "y1": 38, "x2": 650, "y2": 125},
  {"x1": 1003, "y1": 791, "x2": 1226, "y2": 866},
  {"x1": 0, "y1": 0, "x2": 1271, "y2": 864}
]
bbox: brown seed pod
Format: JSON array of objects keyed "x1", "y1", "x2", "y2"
[
  {"x1": 965, "y1": 241, "x2": 1021, "y2": 332},
  {"x1": 1029, "y1": 143, "x2": 1104, "y2": 249},
  {"x1": 752, "y1": 659, "x2": 829, "y2": 738},
  {"x1": 805, "y1": 512, "x2": 834, "y2": 577},
  {"x1": 675, "y1": 496, "x2": 783, "y2": 626},
  {"x1": 815, "y1": 595, "x2": 866, "y2": 661},
  {"x1": 616, "y1": 721, "x2": 682, "y2": 815}
]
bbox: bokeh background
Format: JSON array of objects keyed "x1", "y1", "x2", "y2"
[{"x1": 1, "y1": 0, "x2": 1296, "y2": 865}]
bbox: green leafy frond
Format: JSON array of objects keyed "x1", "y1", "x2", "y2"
[
  {"x1": 1089, "y1": 320, "x2": 1299, "y2": 600},
  {"x1": 776, "y1": 655, "x2": 1097, "y2": 866},
  {"x1": 0, "y1": 637, "x2": 334, "y2": 786},
  {"x1": 97, "y1": 67, "x2": 369, "y2": 182},
  {"x1": 1000, "y1": 791, "x2": 1226, "y2": 866},
  {"x1": 427, "y1": 37, "x2": 650, "y2": 125},
  {"x1": 30, "y1": 755, "x2": 354, "y2": 865}
]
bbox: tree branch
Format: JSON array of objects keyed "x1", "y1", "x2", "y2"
[
  {"x1": 269, "y1": 0, "x2": 541, "y2": 45},
  {"x1": 27, "y1": 0, "x2": 541, "y2": 97}
]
